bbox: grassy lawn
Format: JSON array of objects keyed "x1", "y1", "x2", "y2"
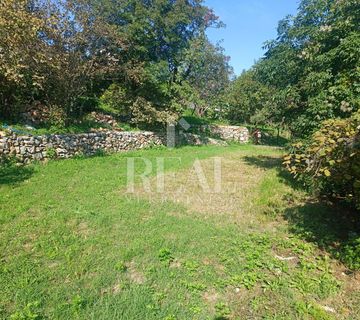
[{"x1": 1, "y1": 145, "x2": 359, "y2": 319}]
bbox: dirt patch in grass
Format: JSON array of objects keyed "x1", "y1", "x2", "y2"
[
  {"x1": 111, "y1": 282, "x2": 122, "y2": 294},
  {"x1": 65, "y1": 218, "x2": 93, "y2": 237},
  {"x1": 202, "y1": 288, "x2": 220, "y2": 313},
  {"x1": 100, "y1": 279, "x2": 123, "y2": 295},
  {"x1": 169, "y1": 259, "x2": 181, "y2": 268},
  {"x1": 224, "y1": 285, "x2": 264, "y2": 319},
  {"x1": 202, "y1": 257, "x2": 225, "y2": 274},
  {"x1": 77, "y1": 221, "x2": 91, "y2": 237},
  {"x1": 127, "y1": 261, "x2": 146, "y2": 284},
  {"x1": 47, "y1": 261, "x2": 60, "y2": 269}
]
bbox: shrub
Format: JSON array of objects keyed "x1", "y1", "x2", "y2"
[{"x1": 284, "y1": 110, "x2": 360, "y2": 209}]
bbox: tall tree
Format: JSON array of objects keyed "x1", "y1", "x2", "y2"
[
  {"x1": 0, "y1": 0, "x2": 224, "y2": 126},
  {"x1": 180, "y1": 34, "x2": 233, "y2": 117},
  {"x1": 225, "y1": 70, "x2": 276, "y2": 126},
  {"x1": 0, "y1": 0, "x2": 45, "y2": 117},
  {"x1": 255, "y1": 0, "x2": 360, "y2": 137},
  {"x1": 94, "y1": 0, "x2": 223, "y2": 125}
]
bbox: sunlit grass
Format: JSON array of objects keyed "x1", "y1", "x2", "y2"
[{"x1": 0, "y1": 145, "x2": 359, "y2": 319}]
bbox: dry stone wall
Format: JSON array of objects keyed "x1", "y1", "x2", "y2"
[
  {"x1": 199, "y1": 125, "x2": 249, "y2": 143},
  {"x1": 179, "y1": 133, "x2": 227, "y2": 146},
  {"x1": 0, "y1": 131, "x2": 165, "y2": 164},
  {"x1": 0, "y1": 125, "x2": 249, "y2": 164}
]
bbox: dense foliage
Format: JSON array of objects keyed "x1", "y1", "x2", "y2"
[
  {"x1": 0, "y1": 0, "x2": 232, "y2": 127},
  {"x1": 223, "y1": 0, "x2": 360, "y2": 213},
  {"x1": 284, "y1": 110, "x2": 360, "y2": 208},
  {"x1": 180, "y1": 35, "x2": 233, "y2": 118},
  {"x1": 260, "y1": 0, "x2": 359, "y2": 137},
  {"x1": 226, "y1": 0, "x2": 359, "y2": 137},
  {"x1": 225, "y1": 71, "x2": 277, "y2": 126},
  {"x1": 284, "y1": 111, "x2": 360, "y2": 267}
]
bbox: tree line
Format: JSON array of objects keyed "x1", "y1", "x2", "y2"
[
  {"x1": 0, "y1": 0, "x2": 232, "y2": 127},
  {"x1": 225, "y1": 0, "x2": 360, "y2": 211},
  {"x1": 2, "y1": 0, "x2": 358, "y2": 139},
  {"x1": 226, "y1": 0, "x2": 359, "y2": 138}
]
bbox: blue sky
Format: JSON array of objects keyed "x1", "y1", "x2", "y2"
[{"x1": 205, "y1": 0, "x2": 300, "y2": 75}]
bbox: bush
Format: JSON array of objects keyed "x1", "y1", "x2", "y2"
[{"x1": 284, "y1": 110, "x2": 360, "y2": 209}]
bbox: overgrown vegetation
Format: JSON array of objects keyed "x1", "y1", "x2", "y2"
[
  {"x1": 0, "y1": 0, "x2": 232, "y2": 128},
  {"x1": 284, "y1": 110, "x2": 360, "y2": 209},
  {"x1": 225, "y1": 0, "x2": 359, "y2": 136},
  {"x1": 222, "y1": 0, "x2": 360, "y2": 212},
  {"x1": 1, "y1": 0, "x2": 360, "y2": 316}
]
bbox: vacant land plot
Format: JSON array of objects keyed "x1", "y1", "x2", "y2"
[{"x1": 1, "y1": 145, "x2": 359, "y2": 319}]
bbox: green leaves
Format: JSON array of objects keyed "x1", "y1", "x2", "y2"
[
  {"x1": 248, "y1": 0, "x2": 360, "y2": 137},
  {"x1": 225, "y1": 70, "x2": 276, "y2": 125},
  {"x1": 0, "y1": 0, "x2": 225, "y2": 125},
  {"x1": 285, "y1": 110, "x2": 360, "y2": 209},
  {"x1": 158, "y1": 248, "x2": 174, "y2": 265}
]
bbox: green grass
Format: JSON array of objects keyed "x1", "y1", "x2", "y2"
[{"x1": 0, "y1": 145, "x2": 359, "y2": 319}]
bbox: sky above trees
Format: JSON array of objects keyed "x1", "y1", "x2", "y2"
[{"x1": 205, "y1": 0, "x2": 299, "y2": 75}]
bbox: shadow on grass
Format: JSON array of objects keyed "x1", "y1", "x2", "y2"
[
  {"x1": 0, "y1": 164, "x2": 34, "y2": 185},
  {"x1": 260, "y1": 135, "x2": 290, "y2": 147},
  {"x1": 243, "y1": 155, "x2": 281, "y2": 170},
  {"x1": 284, "y1": 201, "x2": 359, "y2": 248},
  {"x1": 243, "y1": 155, "x2": 305, "y2": 191},
  {"x1": 283, "y1": 201, "x2": 360, "y2": 269},
  {"x1": 243, "y1": 154, "x2": 360, "y2": 268}
]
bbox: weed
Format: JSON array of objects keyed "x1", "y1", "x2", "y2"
[
  {"x1": 10, "y1": 302, "x2": 41, "y2": 320},
  {"x1": 45, "y1": 147, "x2": 56, "y2": 159},
  {"x1": 115, "y1": 261, "x2": 127, "y2": 272},
  {"x1": 339, "y1": 233, "x2": 360, "y2": 270},
  {"x1": 158, "y1": 248, "x2": 174, "y2": 265},
  {"x1": 215, "y1": 302, "x2": 231, "y2": 318},
  {"x1": 182, "y1": 281, "x2": 207, "y2": 292},
  {"x1": 70, "y1": 295, "x2": 86, "y2": 314}
]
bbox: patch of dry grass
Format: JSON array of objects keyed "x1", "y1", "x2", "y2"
[{"x1": 127, "y1": 152, "x2": 268, "y2": 224}]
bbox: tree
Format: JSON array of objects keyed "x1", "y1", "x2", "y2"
[
  {"x1": 93, "y1": 0, "x2": 222, "y2": 126},
  {"x1": 225, "y1": 70, "x2": 276, "y2": 126},
  {"x1": 0, "y1": 0, "x2": 224, "y2": 127},
  {"x1": 255, "y1": 0, "x2": 360, "y2": 137},
  {"x1": 0, "y1": 0, "x2": 129, "y2": 121},
  {"x1": 0, "y1": 0, "x2": 46, "y2": 117},
  {"x1": 179, "y1": 34, "x2": 233, "y2": 117}
]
